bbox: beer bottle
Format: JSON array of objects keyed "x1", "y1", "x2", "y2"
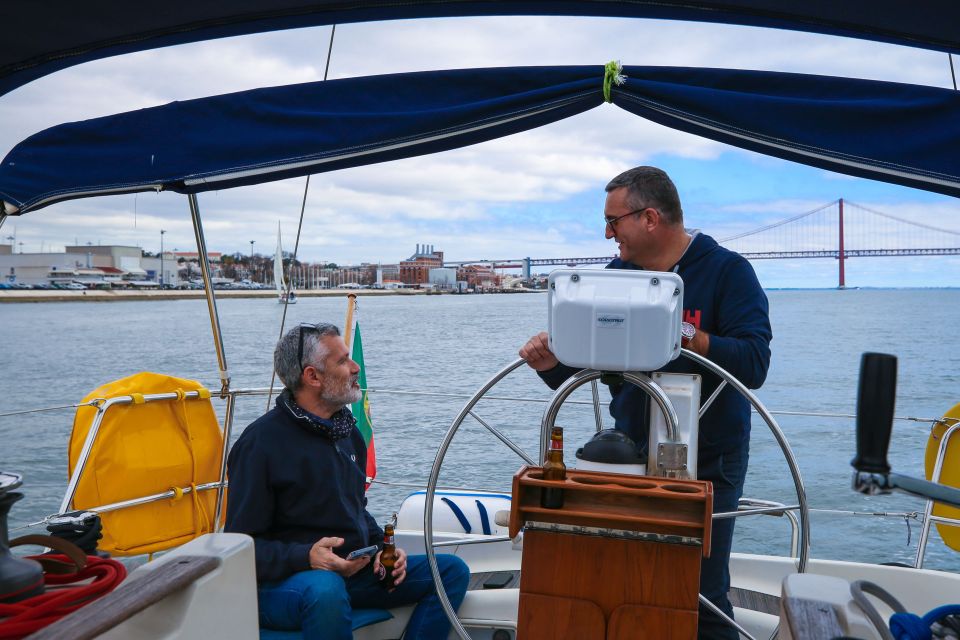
[
  {"x1": 379, "y1": 521, "x2": 398, "y2": 590},
  {"x1": 540, "y1": 426, "x2": 566, "y2": 509}
]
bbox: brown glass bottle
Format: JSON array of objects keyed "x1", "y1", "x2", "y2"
[
  {"x1": 379, "y1": 522, "x2": 398, "y2": 590},
  {"x1": 540, "y1": 426, "x2": 566, "y2": 509}
]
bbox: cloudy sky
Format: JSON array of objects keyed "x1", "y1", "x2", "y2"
[{"x1": 1, "y1": 15, "x2": 959, "y2": 288}]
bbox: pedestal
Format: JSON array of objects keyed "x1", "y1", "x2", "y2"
[{"x1": 510, "y1": 466, "x2": 713, "y2": 640}]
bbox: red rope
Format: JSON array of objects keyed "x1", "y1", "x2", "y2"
[{"x1": 0, "y1": 554, "x2": 127, "y2": 639}]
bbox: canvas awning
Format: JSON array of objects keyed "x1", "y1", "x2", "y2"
[
  {"x1": 2, "y1": 1, "x2": 959, "y2": 99},
  {"x1": 2, "y1": 64, "x2": 959, "y2": 215}
]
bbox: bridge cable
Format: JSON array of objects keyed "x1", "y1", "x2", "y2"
[
  {"x1": 846, "y1": 201, "x2": 960, "y2": 237},
  {"x1": 718, "y1": 200, "x2": 837, "y2": 242}
]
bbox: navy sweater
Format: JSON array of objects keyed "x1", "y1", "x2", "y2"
[
  {"x1": 225, "y1": 395, "x2": 382, "y2": 583},
  {"x1": 541, "y1": 232, "x2": 772, "y2": 457}
]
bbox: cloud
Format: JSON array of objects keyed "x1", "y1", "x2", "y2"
[{"x1": 1, "y1": 16, "x2": 958, "y2": 287}]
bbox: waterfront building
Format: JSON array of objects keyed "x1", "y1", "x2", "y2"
[
  {"x1": 399, "y1": 244, "x2": 443, "y2": 285},
  {"x1": 457, "y1": 264, "x2": 500, "y2": 290},
  {"x1": 172, "y1": 251, "x2": 222, "y2": 263},
  {"x1": 378, "y1": 263, "x2": 399, "y2": 284},
  {"x1": 0, "y1": 243, "x2": 153, "y2": 286},
  {"x1": 429, "y1": 267, "x2": 458, "y2": 290}
]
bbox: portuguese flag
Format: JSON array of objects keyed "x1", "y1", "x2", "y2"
[{"x1": 345, "y1": 295, "x2": 376, "y2": 489}]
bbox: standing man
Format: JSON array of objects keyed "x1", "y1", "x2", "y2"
[
  {"x1": 520, "y1": 166, "x2": 772, "y2": 639},
  {"x1": 226, "y1": 322, "x2": 469, "y2": 639}
]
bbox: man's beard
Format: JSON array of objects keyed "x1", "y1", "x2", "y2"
[{"x1": 322, "y1": 374, "x2": 362, "y2": 406}]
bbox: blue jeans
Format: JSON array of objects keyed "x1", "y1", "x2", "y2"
[
  {"x1": 257, "y1": 553, "x2": 470, "y2": 640},
  {"x1": 697, "y1": 445, "x2": 749, "y2": 640}
]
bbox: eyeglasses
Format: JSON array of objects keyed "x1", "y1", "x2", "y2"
[
  {"x1": 297, "y1": 323, "x2": 321, "y2": 375},
  {"x1": 604, "y1": 207, "x2": 648, "y2": 231}
]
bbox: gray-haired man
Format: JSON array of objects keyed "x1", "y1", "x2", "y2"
[{"x1": 226, "y1": 322, "x2": 469, "y2": 639}]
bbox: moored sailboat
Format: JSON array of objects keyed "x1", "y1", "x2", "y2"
[{"x1": 275, "y1": 224, "x2": 296, "y2": 304}]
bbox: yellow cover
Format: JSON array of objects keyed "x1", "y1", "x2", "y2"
[
  {"x1": 69, "y1": 372, "x2": 223, "y2": 556},
  {"x1": 924, "y1": 402, "x2": 960, "y2": 552}
]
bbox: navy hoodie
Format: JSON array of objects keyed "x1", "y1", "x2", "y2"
[
  {"x1": 541, "y1": 232, "x2": 772, "y2": 457},
  {"x1": 225, "y1": 393, "x2": 382, "y2": 583}
]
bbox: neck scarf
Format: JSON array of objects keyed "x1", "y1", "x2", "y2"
[{"x1": 279, "y1": 389, "x2": 356, "y2": 441}]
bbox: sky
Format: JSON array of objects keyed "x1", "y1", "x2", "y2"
[{"x1": 1, "y1": 15, "x2": 959, "y2": 288}]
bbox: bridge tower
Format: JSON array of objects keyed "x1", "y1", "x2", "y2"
[
  {"x1": 522, "y1": 257, "x2": 531, "y2": 280},
  {"x1": 838, "y1": 198, "x2": 846, "y2": 289}
]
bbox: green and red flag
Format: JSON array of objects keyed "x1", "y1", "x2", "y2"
[{"x1": 345, "y1": 295, "x2": 376, "y2": 489}]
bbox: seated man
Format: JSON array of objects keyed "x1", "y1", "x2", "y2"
[{"x1": 226, "y1": 322, "x2": 469, "y2": 639}]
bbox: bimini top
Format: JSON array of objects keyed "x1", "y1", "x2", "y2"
[
  {"x1": 2, "y1": 1, "x2": 960, "y2": 99},
  {"x1": 2, "y1": 64, "x2": 960, "y2": 214}
]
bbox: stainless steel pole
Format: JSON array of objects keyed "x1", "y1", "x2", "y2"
[{"x1": 188, "y1": 194, "x2": 230, "y2": 396}]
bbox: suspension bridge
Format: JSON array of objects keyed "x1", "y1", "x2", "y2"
[{"x1": 444, "y1": 199, "x2": 960, "y2": 288}]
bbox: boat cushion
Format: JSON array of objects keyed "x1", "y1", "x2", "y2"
[{"x1": 259, "y1": 608, "x2": 393, "y2": 638}]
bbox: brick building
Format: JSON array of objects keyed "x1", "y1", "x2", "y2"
[
  {"x1": 399, "y1": 244, "x2": 444, "y2": 285},
  {"x1": 457, "y1": 264, "x2": 500, "y2": 290}
]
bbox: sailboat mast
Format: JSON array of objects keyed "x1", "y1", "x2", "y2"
[{"x1": 275, "y1": 223, "x2": 285, "y2": 294}]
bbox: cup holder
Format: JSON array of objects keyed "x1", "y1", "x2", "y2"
[
  {"x1": 527, "y1": 472, "x2": 544, "y2": 480},
  {"x1": 661, "y1": 484, "x2": 700, "y2": 494},
  {"x1": 571, "y1": 477, "x2": 612, "y2": 486},
  {"x1": 571, "y1": 477, "x2": 658, "y2": 490}
]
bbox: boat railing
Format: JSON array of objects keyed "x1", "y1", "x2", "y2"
[
  {"x1": 59, "y1": 390, "x2": 225, "y2": 517},
  {"x1": 2, "y1": 384, "x2": 951, "y2": 570},
  {"x1": 915, "y1": 417, "x2": 960, "y2": 568},
  {"x1": 733, "y1": 499, "x2": 802, "y2": 559}
]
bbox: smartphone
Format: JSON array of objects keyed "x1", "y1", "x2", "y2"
[{"x1": 346, "y1": 544, "x2": 379, "y2": 560}]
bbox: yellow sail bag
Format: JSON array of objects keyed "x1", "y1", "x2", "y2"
[{"x1": 69, "y1": 372, "x2": 223, "y2": 556}]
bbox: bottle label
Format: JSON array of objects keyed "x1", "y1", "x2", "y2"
[
  {"x1": 384, "y1": 534, "x2": 394, "y2": 545},
  {"x1": 550, "y1": 439, "x2": 563, "y2": 452}
]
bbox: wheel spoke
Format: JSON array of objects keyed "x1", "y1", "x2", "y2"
[
  {"x1": 468, "y1": 410, "x2": 536, "y2": 465},
  {"x1": 699, "y1": 379, "x2": 727, "y2": 417}
]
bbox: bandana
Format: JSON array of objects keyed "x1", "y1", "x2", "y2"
[{"x1": 279, "y1": 389, "x2": 356, "y2": 441}]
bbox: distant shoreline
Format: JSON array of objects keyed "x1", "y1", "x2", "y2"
[{"x1": 0, "y1": 288, "x2": 540, "y2": 303}]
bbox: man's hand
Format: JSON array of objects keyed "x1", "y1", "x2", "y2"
[
  {"x1": 373, "y1": 547, "x2": 408, "y2": 591},
  {"x1": 684, "y1": 328, "x2": 710, "y2": 357},
  {"x1": 519, "y1": 332, "x2": 559, "y2": 371},
  {"x1": 309, "y1": 537, "x2": 371, "y2": 577}
]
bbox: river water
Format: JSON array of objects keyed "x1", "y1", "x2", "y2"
[{"x1": 2, "y1": 289, "x2": 959, "y2": 571}]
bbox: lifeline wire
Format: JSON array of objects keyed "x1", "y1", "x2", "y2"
[
  {"x1": 267, "y1": 23, "x2": 337, "y2": 412},
  {"x1": 0, "y1": 400, "x2": 101, "y2": 419}
]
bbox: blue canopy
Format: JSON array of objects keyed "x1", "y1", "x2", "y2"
[
  {"x1": 3, "y1": 64, "x2": 960, "y2": 214},
  {"x1": 2, "y1": 1, "x2": 960, "y2": 99}
]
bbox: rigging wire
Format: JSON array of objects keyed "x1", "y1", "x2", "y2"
[
  {"x1": 950, "y1": 53, "x2": 958, "y2": 91},
  {"x1": 267, "y1": 24, "x2": 337, "y2": 411}
]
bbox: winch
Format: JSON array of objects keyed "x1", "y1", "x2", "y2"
[{"x1": 0, "y1": 471, "x2": 43, "y2": 603}]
